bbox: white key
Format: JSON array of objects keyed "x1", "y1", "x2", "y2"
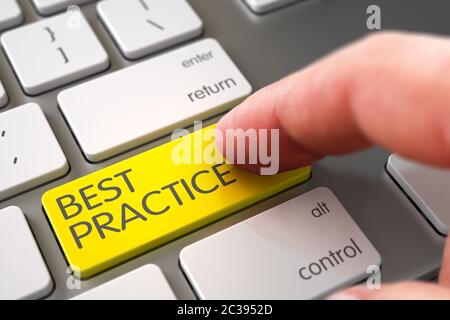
[
  {"x1": 244, "y1": 0, "x2": 302, "y2": 13},
  {"x1": 0, "y1": 103, "x2": 68, "y2": 201},
  {"x1": 0, "y1": 81, "x2": 8, "y2": 108},
  {"x1": 180, "y1": 187, "x2": 381, "y2": 300},
  {"x1": 58, "y1": 38, "x2": 252, "y2": 162},
  {"x1": 1, "y1": 12, "x2": 109, "y2": 95},
  {"x1": 72, "y1": 265, "x2": 176, "y2": 300},
  {"x1": 98, "y1": 0, "x2": 203, "y2": 59},
  {"x1": 32, "y1": 0, "x2": 92, "y2": 15},
  {"x1": 0, "y1": 0, "x2": 23, "y2": 31},
  {"x1": 0, "y1": 206, "x2": 53, "y2": 300},
  {"x1": 387, "y1": 154, "x2": 450, "y2": 235}
]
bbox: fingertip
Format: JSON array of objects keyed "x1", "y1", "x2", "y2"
[{"x1": 216, "y1": 85, "x2": 324, "y2": 171}]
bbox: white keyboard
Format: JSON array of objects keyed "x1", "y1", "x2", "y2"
[{"x1": 0, "y1": 0, "x2": 444, "y2": 301}]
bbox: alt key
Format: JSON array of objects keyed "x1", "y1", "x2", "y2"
[{"x1": 180, "y1": 187, "x2": 382, "y2": 300}]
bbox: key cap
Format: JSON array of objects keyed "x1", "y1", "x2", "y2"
[
  {"x1": 42, "y1": 124, "x2": 311, "y2": 278},
  {"x1": 243, "y1": 0, "x2": 302, "y2": 13},
  {"x1": 32, "y1": 0, "x2": 92, "y2": 15},
  {"x1": 72, "y1": 264, "x2": 176, "y2": 299},
  {"x1": 0, "y1": 206, "x2": 53, "y2": 300},
  {"x1": 0, "y1": 0, "x2": 22, "y2": 31},
  {"x1": 58, "y1": 38, "x2": 251, "y2": 162},
  {"x1": 387, "y1": 154, "x2": 450, "y2": 235},
  {"x1": 0, "y1": 103, "x2": 69, "y2": 201},
  {"x1": 0, "y1": 81, "x2": 8, "y2": 108},
  {"x1": 180, "y1": 187, "x2": 381, "y2": 300},
  {"x1": 1, "y1": 12, "x2": 109, "y2": 95},
  {"x1": 98, "y1": 0, "x2": 203, "y2": 60}
]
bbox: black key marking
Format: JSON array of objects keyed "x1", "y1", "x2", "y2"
[
  {"x1": 57, "y1": 47, "x2": 69, "y2": 64},
  {"x1": 139, "y1": 0, "x2": 149, "y2": 11},
  {"x1": 44, "y1": 27, "x2": 56, "y2": 42},
  {"x1": 147, "y1": 18, "x2": 164, "y2": 31}
]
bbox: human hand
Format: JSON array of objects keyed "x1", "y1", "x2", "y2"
[{"x1": 216, "y1": 31, "x2": 450, "y2": 299}]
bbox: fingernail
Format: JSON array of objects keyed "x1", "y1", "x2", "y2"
[{"x1": 325, "y1": 292, "x2": 361, "y2": 300}]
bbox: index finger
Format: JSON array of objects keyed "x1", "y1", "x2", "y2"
[{"x1": 216, "y1": 31, "x2": 450, "y2": 173}]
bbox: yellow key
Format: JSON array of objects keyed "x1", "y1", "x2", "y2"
[{"x1": 42, "y1": 125, "x2": 311, "y2": 278}]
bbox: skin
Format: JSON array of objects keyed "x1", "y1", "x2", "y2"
[{"x1": 216, "y1": 31, "x2": 450, "y2": 300}]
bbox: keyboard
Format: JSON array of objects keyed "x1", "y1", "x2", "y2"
[{"x1": 0, "y1": 0, "x2": 449, "y2": 300}]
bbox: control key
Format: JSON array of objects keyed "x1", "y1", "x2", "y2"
[{"x1": 180, "y1": 187, "x2": 381, "y2": 299}]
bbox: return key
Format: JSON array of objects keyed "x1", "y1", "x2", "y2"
[{"x1": 58, "y1": 38, "x2": 252, "y2": 162}]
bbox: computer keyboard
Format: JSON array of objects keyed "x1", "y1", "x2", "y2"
[{"x1": 0, "y1": 0, "x2": 449, "y2": 300}]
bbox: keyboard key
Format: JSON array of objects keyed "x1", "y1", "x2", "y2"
[
  {"x1": 0, "y1": 206, "x2": 53, "y2": 300},
  {"x1": 0, "y1": 81, "x2": 8, "y2": 108},
  {"x1": 58, "y1": 38, "x2": 251, "y2": 162},
  {"x1": 0, "y1": 103, "x2": 69, "y2": 201},
  {"x1": 0, "y1": 0, "x2": 23, "y2": 31},
  {"x1": 98, "y1": 0, "x2": 203, "y2": 60},
  {"x1": 387, "y1": 154, "x2": 450, "y2": 235},
  {"x1": 180, "y1": 187, "x2": 381, "y2": 299},
  {"x1": 42, "y1": 124, "x2": 311, "y2": 278},
  {"x1": 1, "y1": 12, "x2": 109, "y2": 95},
  {"x1": 72, "y1": 265, "x2": 176, "y2": 300},
  {"x1": 243, "y1": 0, "x2": 302, "y2": 13},
  {"x1": 32, "y1": 0, "x2": 92, "y2": 15}
]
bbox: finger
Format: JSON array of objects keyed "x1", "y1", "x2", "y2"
[
  {"x1": 327, "y1": 282, "x2": 450, "y2": 300},
  {"x1": 217, "y1": 31, "x2": 450, "y2": 173},
  {"x1": 439, "y1": 236, "x2": 450, "y2": 287}
]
